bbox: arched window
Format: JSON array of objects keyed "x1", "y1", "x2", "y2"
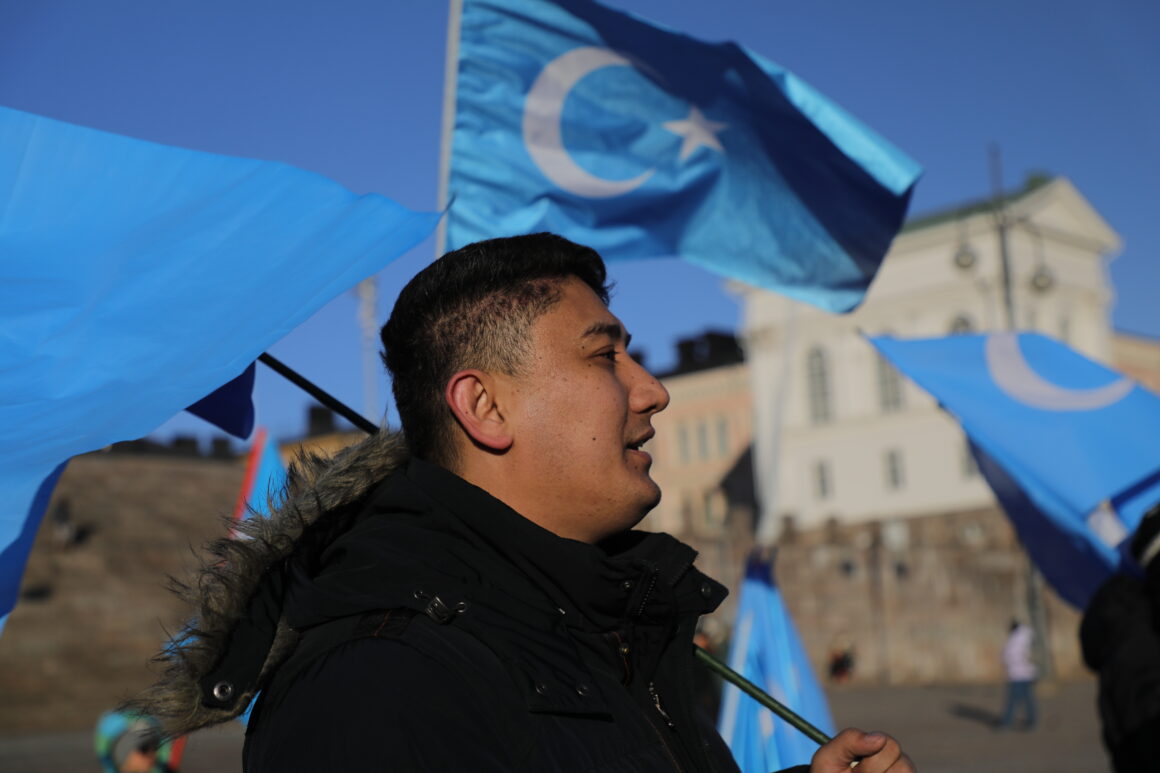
[
  {"x1": 814, "y1": 460, "x2": 832, "y2": 500},
  {"x1": 884, "y1": 449, "x2": 905, "y2": 490},
  {"x1": 716, "y1": 416, "x2": 730, "y2": 458},
  {"x1": 876, "y1": 353, "x2": 904, "y2": 413},
  {"x1": 806, "y1": 347, "x2": 832, "y2": 423}
]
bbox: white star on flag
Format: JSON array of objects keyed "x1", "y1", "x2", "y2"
[{"x1": 662, "y1": 106, "x2": 728, "y2": 161}]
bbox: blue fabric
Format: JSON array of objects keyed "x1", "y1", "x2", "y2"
[
  {"x1": 0, "y1": 106, "x2": 439, "y2": 632},
  {"x1": 871, "y1": 333, "x2": 1160, "y2": 608},
  {"x1": 235, "y1": 430, "x2": 288, "y2": 724},
  {"x1": 237, "y1": 429, "x2": 290, "y2": 522},
  {"x1": 186, "y1": 362, "x2": 256, "y2": 439},
  {"x1": 448, "y1": 0, "x2": 921, "y2": 312},
  {"x1": 718, "y1": 555, "x2": 835, "y2": 772}
]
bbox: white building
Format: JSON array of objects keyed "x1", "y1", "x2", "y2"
[{"x1": 737, "y1": 176, "x2": 1122, "y2": 534}]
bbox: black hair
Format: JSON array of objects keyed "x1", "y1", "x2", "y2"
[{"x1": 380, "y1": 233, "x2": 609, "y2": 467}]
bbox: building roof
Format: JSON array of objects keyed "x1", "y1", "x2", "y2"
[{"x1": 901, "y1": 173, "x2": 1054, "y2": 233}]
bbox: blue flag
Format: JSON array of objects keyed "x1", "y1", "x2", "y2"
[
  {"x1": 871, "y1": 333, "x2": 1160, "y2": 608},
  {"x1": 718, "y1": 554, "x2": 835, "y2": 772},
  {"x1": 0, "y1": 106, "x2": 440, "y2": 632},
  {"x1": 232, "y1": 428, "x2": 289, "y2": 525},
  {"x1": 186, "y1": 362, "x2": 257, "y2": 439},
  {"x1": 231, "y1": 428, "x2": 288, "y2": 724},
  {"x1": 448, "y1": 0, "x2": 921, "y2": 312}
]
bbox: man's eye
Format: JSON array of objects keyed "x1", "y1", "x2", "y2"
[{"x1": 599, "y1": 349, "x2": 618, "y2": 362}]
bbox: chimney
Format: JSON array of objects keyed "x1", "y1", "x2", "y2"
[
  {"x1": 675, "y1": 338, "x2": 699, "y2": 371},
  {"x1": 307, "y1": 405, "x2": 336, "y2": 437},
  {"x1": 210, "y1": 437, "x2": 233, "y2": 459}
]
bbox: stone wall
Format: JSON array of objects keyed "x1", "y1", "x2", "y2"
[
  {"x1": 0, "y1": 452, "x2": 242, "y2": 733},
  {"x1": 744, "y1": 507, "x2": 1085, "y2": 686}
]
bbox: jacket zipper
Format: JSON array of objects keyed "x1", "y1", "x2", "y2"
[
  {"x1": 644, "y1": 681, "x2": 685, "y2": 773},
  {"x1": 649, "y1": 681, "x2": 676, "y2": 729}
]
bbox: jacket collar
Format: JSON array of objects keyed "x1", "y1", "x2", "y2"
[{"x1": 402, "y1": 457, "x2": 725, "y2": 632}]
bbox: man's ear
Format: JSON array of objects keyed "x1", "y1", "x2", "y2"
[{"x1": 445, "y1": 370, "x2": 513, "y2": 452}]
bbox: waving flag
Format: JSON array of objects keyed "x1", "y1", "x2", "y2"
[
  {"x1": 0, "y1": 106, "x2": 440, "y2": 633},
  {"x1": 719, "y1": 554, "x2": 835, "y2": 772},
  {"x1": 871, "y1": 333, "x2": 1160, "y2": 608},
  {"x1": 230, "y1": 427, "x2": 288, "y2": 725},
  {"x1": 446, "y1": 0, "x2": 921, "y2": 312},
  {"x1": 232, "y1": 428, "x2": 290, "y2": 526}
]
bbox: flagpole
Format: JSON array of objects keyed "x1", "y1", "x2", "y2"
[
  {"x1": 435, "y1": 0, "x2": 463, "y2": 257},
  {"x1": 695, "y1": 646, "x2": 831, "y2": 746},
  {"x1": 989, "y1": 144, "x2": 1053, "y2": 680},
  {"x1": 257, "y1": 350, "x2": 826, "y2": 747},
  {"x1": 257, "y1": 353, "x2": 378, "y2": 434}
]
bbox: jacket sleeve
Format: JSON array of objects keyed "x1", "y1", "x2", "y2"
[
  {"x1": 245, "y1": 631, "x2": 531, "y2": 772},
  {"x1": 1079, "y1": 572, "x2": 1160, "y2": 765}
]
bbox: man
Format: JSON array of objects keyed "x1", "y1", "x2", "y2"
[
  {"x1": 139, "y1": 234, "x2": 912, "y2": 772},
  {"x1": 997, "y1": 620, "x2": 1037, "y2": 730}
]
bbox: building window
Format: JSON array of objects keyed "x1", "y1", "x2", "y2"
[
  {"x1": 884, "y1": 449, "x2": 905, "y2": 490},
  {"x1": 697, "y1": 421, "x2": 710, "y2": 461},
  {"x1": 716, "y1": 417, "x2": 730, "y2": 459},
  {"x1": 806, "y1": 347, "x2": 832, "y2": 424},
  {"x1": 948, "y1": 314, "x2": 974, "y2": 334},
  {"x1": 703, "y1": 489, "x2": 724, "y2": 525},
  {"x1": 814, "y1": 460, "x2": 832, "y2": 500},
  {"x1": 876, "y1": 354, "x2": 904, "y2": 413},
  {"x1": 677, "y1": 424, "x2": 690, "y2": 464}
]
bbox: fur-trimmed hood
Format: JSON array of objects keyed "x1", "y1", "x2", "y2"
[{"x1": 128, "y1": 428, "x2": 409, "y2": 738}]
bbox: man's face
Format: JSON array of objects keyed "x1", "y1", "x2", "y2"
[{"x1": 500, "y1": 278, "x2": 670, "y2": 543}]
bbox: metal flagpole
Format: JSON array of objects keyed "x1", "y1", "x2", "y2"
[
  {"x1": 355, "y1": 277, "x2": 379, "y2": 422},
  {"x1": 988, "y1": 143, "x2": 1053, "y2": 680},
  {"x1": 435, "y1": 0, "x2": 464, "y2": 257}
]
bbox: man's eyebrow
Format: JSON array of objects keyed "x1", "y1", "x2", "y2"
[{"x1": 582, "y1": 321, "x2": 631, "y2": 348}]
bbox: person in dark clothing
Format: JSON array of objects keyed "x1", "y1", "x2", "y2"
[
  {"x1": 135, "y1": 234, "x2": 913, "y2": 772},
  {"x1": 1081, "y1": 502, "x2": 1160, "y2": 771}
]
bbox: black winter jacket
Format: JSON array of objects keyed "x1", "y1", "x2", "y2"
[
  {"x1": 243, "y1": 458, "x2": 785, "y2": 772},
  {"x1": 1080, "y1": 569, "x2": 1160, "y2": 772}
]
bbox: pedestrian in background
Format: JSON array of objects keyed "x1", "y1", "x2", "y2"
[{"x1": 998, "y1": 619, "x2": 1038, "y2": 730}]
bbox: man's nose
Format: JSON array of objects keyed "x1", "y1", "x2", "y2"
[{"x1": 628, "y1": 360, "x2": 670, "y2": 415}]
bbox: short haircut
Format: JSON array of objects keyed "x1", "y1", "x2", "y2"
[{"x1": 381, "y1": 233, "x2": 610, "y2": 468}]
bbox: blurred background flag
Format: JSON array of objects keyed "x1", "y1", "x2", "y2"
[
  {"x1": 231, "y1": 428, "x2": 289, "y2": 527},
  {"x1": 871, "y1": 332, "x2": 1160, "y2": 609},
  {"x1": 0, "y1": 106, "x2": 440, "y2": 633},
  {"x1": 718, "y1": 553, "x2": 835, "y2": 772},
  {"x1": 229, "y1": 427, "x2": 288, "y2": 725},
  {"x1": 446, "y1": 0, "x2": 922, "y2": 313}
]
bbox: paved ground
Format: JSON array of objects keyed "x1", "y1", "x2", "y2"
[
  {"x1": 0, "y1": 679, "x2": 1109, "y2": 772},
  {"x1": 828, "y1": 680, "x2": 1107, "y2": 773}
]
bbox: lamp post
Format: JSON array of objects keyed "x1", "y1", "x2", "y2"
[{"x1": 987, "y1": 143, "x2": 1054, "y2": 680}]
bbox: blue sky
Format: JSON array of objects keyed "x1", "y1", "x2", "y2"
[{"x1": 2, "y1": 0, "x2": 1156, "y2": 443}]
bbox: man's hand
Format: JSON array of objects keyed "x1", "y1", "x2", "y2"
[{"x1": 810, "y1": 728, "x2": 915, "y2": 772}]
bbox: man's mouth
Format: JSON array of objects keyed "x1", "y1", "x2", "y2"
[{"x1": 626, "y1": 430, "x2": 654, "y2": 452}]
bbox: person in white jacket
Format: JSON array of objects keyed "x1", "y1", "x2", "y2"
[{"x1": 998, "y1": 620, "x2": 1038, "y2": 730}]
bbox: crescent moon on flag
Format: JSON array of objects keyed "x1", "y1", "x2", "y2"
[
  {"x1": 985, "y1": 332, "x2": 1134, "y2": 411},
  {"x1": 522, "y1": 46, "x2": 656, "y2": 199}
]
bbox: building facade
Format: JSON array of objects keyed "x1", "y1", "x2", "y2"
[
  {"x1": 738, "y1": 177, "x2": 1121, "y2": 534},
  {"x1": 646, "y1": 177, "x2": 1155, "y2": 683}
]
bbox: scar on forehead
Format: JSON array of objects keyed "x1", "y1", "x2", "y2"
[{"x1": 582, "y1": 321, "x2": 632, "y2": 348}]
